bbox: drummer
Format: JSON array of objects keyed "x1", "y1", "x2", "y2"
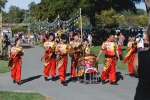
[
  {"x1": 82, "y1": 39, "x2": 90, "y2": 55},
  {"x1": 70, "y1": 33, "x2": 82, "y2": 82}
]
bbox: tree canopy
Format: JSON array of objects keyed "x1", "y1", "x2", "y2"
[{"x1": 32, "y1": 0, "x2": 144, "y2": 27}]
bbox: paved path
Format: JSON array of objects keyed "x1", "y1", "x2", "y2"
[{"x1": 0, "y1": 44, "x2": 138, "y2": 100}]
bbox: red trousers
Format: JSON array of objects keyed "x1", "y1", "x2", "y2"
[
  {"x1": 71, "y1": 58, "x2": 77, "y2": 78},
  {"x1": 118, "y1": 45, "x2": 123, "y2": 55},
  {"x1": 101, "y1": 58, "x2": 116, "y2": 82},
  {"x1": 58, "y1": 56, "x2": 68, "y2": 82},
  {"x1": 11, "y1": 63, "x2": 21, "y2": 82},
  {"x1": 128, "y1": 54, "x2": 136, "y2": 74},
  {"x1": 43, "y1": 59, "x2": 56, "y2": 77}
]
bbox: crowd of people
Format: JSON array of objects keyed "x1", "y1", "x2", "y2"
[{"x1": 3, "y1": 26, "x2": 150, "y2": 99}]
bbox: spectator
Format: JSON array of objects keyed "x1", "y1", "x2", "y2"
[
  {"x1": 133, "y1": 25, "x2": 150, "y2": 100},
  {"x1": 136, "y1": 33, "x2": 144, "y2": 52},
  {"x1": 88, "y1": 33, "x2": 93, "y2": 48}
]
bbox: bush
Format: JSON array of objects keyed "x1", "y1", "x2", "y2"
[{"x1": 11, "y1": 27, "x2": 27, "y2": 34}]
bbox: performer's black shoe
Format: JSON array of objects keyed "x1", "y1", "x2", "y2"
[
  {"x1": 102, "y1": 80, "x2": 106, "y2": 85},
  {"x1": 130, "y1": 74, "x2": 135, "y2": 78},
  {"x1": 13, "y1": 80, "x2": 16, "y2": 83},
  {"x1": 72, "y1": 78, "x2": 76, "y2": 83},
  {"x1": 44, "y1": 77, "x2": 49, "y2": 81},
  {"x1": 61, "y1": 82, "x2": 68, "y2": 86},
  {"x1": 52, "y1": 77, "x2": 56, "y2": 81},
  {"x1": 17, "y1": 82, "x2": 21, "y2": 85},
  {"x1": 110, "y1": 82, "x2": 118, "y2": 85}
]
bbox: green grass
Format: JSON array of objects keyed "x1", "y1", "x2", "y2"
[
  {"x1": 0, "y1": 91, "x2": 49, "y2": 100},
  {"x1": 35, "y1": 42, "x2": 44, "y2": 47},
  {"x1": 0, "y1": 59, "x2": 10, "y2": 74},
  {"x1": 91, "y1": 46, "x2": 128, "y2": 71}
]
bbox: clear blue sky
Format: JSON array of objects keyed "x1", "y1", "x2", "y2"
[
  {"x1": 3, "y1": 0, "x2": 146, "y2": 12},
  {"x1": 3, "y1": 0, "x2": 41, "y2": 12}
]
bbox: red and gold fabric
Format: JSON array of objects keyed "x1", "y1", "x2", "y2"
[
  {"x1": 101, "y1": 57, "x2": 116, "y2": 82},
  {"x1": 55, "y1": 43, "x2": 69, "y2": 82},
  {"x1": 127, "y1": 41, "x2": 133, "y2": 50},
  {"x1": 101, "y1": 41, "x2": 118, "y2": 82},
  {"x1": 9, "y1": 46, "x2": 24, "y2": 82},
  {"x1": 85, "y1": 47, "x2": 90, "y2": 54},
  {"x1": 70, "y1": 42, "x2": 82, "y2": 78},
  {"x1": 123, "y1": 41, "x2": 137, "y2": 74},
  {"x1": 42, "y1": 41, "x2": 56, "y2": 77},
  {"x1": 102, "y1": 41, "x2": 118, "y2": 55}
]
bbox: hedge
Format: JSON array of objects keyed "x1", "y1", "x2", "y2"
[{"x1": 11, "y1": 27, "x2": 27, "y2": 34}]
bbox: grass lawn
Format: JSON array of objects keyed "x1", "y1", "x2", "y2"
[
  {"x1": 91, "y1": 46, "x2": 128, "y2": 71},
  {"x1": 35, "y1": 42, "x2": 44, "y2": 47},
  {"x1": 0, "y1": 91, "x2": 50, "y2": 100},
  {"x1": 0, "y1": 57, "x2": 10, "y2": 73}
]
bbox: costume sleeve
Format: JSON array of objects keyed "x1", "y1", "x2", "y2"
[
  {"x1": 101, "y1": 42, "x2": 105, "y2": 50},
  {"x1": 10, "y1": 47, "x2": 14, "y2": 53},
  {"x1": 44, "y1": 42, "x2": 46, "y2": 47},
  {"x1": 116, "y1": 44, "x2": 118, "y2": 50},
  {"x1": 55, "y1": 44, "x2": 59, "y2": 53}
]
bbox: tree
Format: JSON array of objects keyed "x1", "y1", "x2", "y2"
[
  {"x1": 7, "y1": 6, "x2": 25, "y2": 23},
  {"x1": 33, "y1": 0, "x2": 145, "y2": 27},
  {"x1": 139, "y1": 15, "x2": 148, "y2": 27},
  {"x1": 96, "y1": 9, "x2": 123, "y2": 28},
  {"x1": 145, "y1": 0, "x2": 150, "y2": 24},
  {"x1": 0, "y1": 0, "x2": 7, "y2": 11}
]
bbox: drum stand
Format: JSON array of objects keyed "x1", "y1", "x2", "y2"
[{"x1": 77, "y1": 68, "x2": 100, "y2": 84}]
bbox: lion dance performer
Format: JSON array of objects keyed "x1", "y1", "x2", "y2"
[
  {"x1": 9, "y1": 38, "x2": 24, "y2": 85},
  {"x1": 56, "y1": 34, "x2": 70, "y2": 86},
  {"x1": 41, "y1": 33, "x2": 56, "y2": 81},
  {"x1": 96, "y1": 33, "x2": 120, "y2": 85},
  {"x1": 69, "y1": 33, "x2": 82, "y2": 82},
  {"x1": 123, "y1": 35, "x2": 137, "y2": 77}
]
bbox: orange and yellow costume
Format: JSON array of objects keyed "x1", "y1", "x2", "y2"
[
  {"x1": 9, "y1": 46, "x2": 24, "y2": 83},
  {"x1": 55, "y1": 43, "x2": 70, "y2": 82},
  {"x1": 101, "y1": 41, "x2": 118, "y2": 82},
  {"x1": 123, "y1": 41, "x2": 137, "y2": 74},
  {"x1": 41, "y1": 41, "x2": 56, "y2": 78},
  {"x1": 70, "y1": 42, "x2": 82, "y2": 78}
]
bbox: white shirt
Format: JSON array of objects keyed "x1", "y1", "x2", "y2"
[{"x1": 136, "y1": 38, "x2": 144, "y2": 48}]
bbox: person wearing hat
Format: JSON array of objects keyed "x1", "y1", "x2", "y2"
[
  {"x1": 41, "y1": 33, "x2": 56, "y2": 81},
  {"x1": 70, "y1": 33, "x2": 82, "y2": 82},
  {"x1": 55, "y1": 34, "x2": 70, "y2": 86},
  {"x1": 136, "y1": 33, "x2": 144, "y2": 52},
  {"x1": 96, "y1": 32, "x2": 120, "y2": 85},
  {"x1": 123, "y1": 35, "x2": 138, "y2": 77},
  {"x1": 9, "y1": 38, "x2": 24, "y2": 85}
]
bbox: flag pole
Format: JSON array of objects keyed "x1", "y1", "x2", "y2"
[{"x1": 80, "y1": 8, "x2": 83, "y2": 42}]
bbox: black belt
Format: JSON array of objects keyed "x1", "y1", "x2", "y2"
[
  {"x1": 75, "y1": 52, "x2": 81, "y2": 55},
  {"x1": 105, "y1": 54, "x2": 116, "y2": 58},
  {"x1": 62, "y1": 54, "x2": 67, "y2": 56}
]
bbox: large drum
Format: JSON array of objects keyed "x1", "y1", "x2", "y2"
[
  {"x1": 77, "y1": 54, "x2": 97, "y2": 67},
  {"x1": 77, "y1": 54, "x2": 98, "y2": 77}
]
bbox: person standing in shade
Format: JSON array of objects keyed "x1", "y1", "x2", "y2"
[
  {"x1": 133, "y1": 26, "x2": 150, "y2": 100},
  {"x1": 9, "y1": 38, "x2": 24, "y2": 85},
  {"x1": 96, "y1": 33, "x2": 120, "y2": 85}
]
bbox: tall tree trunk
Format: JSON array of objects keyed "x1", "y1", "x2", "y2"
[{"x1": 145, "y1": 0, "x2": 150, "y2": 25}]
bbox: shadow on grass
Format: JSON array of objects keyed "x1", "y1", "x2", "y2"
[{"x1": 21, "y1": 75, "x2": 42, "y2": 84}]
